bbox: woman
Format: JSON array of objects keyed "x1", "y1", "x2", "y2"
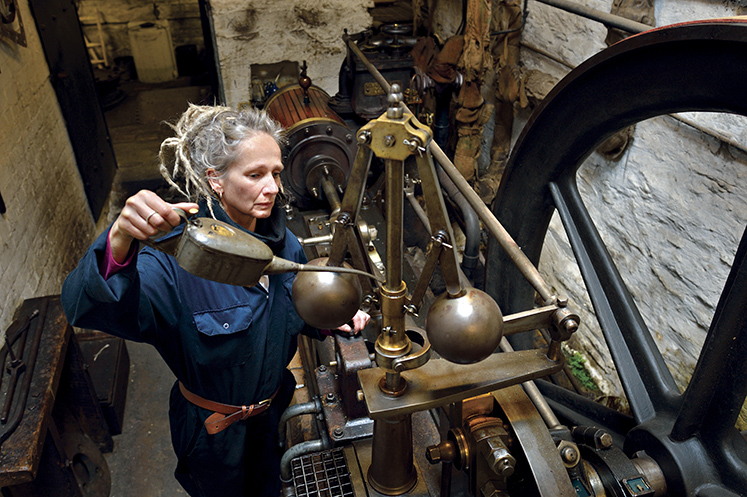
[{"x1": 61, "y1": 104, "x2": 368, "y2": 497}]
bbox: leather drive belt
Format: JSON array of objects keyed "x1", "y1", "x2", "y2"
[{"x1": 179, "y1": 382, "x2": 278, "y2": 435}]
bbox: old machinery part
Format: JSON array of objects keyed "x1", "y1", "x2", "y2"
[
  {"x1": 320, "y1": 61, "x2": 579, "y2": 493},
  {"x1": 571, "y1": 425, "x2": 660, "y2": 497},
  {"x1": 0, "y1": 300, "x2": 47, "y2": 447},
  {"x1": 425, "y1": 287, "x2": 504, "y2": 364},
  {"x1": 493, "y1": 385, "x2": 576, "y2": 497},
  {"x1": 264, "y1": 83, "x2": 356, "y2": 209},
  {"x1": 488, "y1": 19, "x2": 747, "y2": 497},
  {"x1": 291, "y1": 257, "x2": 364, "y2": 329},
  {"x1": 339, "y1": 26, "x2": 415, "y2": 120},
  {"x1": 60, "y1": 431, "x2": 112, "y2": 497},
  {"x1": 280, "y1": 438, "x2": 332, "y2": 483},
  {"x1": 278, "y1": 397, "x2": 323, "y2": 450},
  {"x1": 367, "y1": 414, "x2": 417, "y2": 495},
  {"x1": 315, "y1": 358, "x2": 374, "y2": 444},
  {"x1": 343, "y1": 31, "x2": 559, "y2": 305},
  {"x1": 286, "y1": 447, "x2": 356, "y2": 497}
]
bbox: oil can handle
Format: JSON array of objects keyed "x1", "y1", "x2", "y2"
[{"x1": 141, "y1": 208, "x2": 190, "y2": 254}]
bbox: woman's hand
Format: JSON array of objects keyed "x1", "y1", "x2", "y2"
[
  {"x1": 335, "y1": 309, "x2": 371, "y2": 335},
  {"x1": 109, "y1": 190, "x2": 199, "y2": 263}
]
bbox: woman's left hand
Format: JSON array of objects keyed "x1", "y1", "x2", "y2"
[{"x1": 335, "y1": 309, "x2": 371, "y2": 335}]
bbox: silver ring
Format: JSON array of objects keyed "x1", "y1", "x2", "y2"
[{"x1": 146, "y1": 211, "x2": 158, "y2": 224}]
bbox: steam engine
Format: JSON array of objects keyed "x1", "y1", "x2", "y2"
[{"x1": 259, "y1": 19, "x2": 747, "y2": 497}]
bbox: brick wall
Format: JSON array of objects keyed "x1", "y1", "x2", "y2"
[{"x1": 0, "y1": 0, "x2": 96, "y2": 333}]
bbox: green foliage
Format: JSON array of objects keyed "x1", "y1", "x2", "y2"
[{"x1": 567, "y1": 351, "x2": 598, "y2": 392}]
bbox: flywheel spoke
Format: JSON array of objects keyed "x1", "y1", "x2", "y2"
[
  {"x1": 549, "y1": 179, "x2": 680, "y2": 422},
  {"x1": 671, "y1": 226, "x2": 747, "y2": 442}
]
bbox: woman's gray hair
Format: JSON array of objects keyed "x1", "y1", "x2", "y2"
[{"x1": 158, "y1": 103, "x2": 287, "y2": 217}]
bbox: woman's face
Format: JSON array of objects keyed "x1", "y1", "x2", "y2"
[{"x1": 208, "y1": 132, "x2": 283, "y2": 231}]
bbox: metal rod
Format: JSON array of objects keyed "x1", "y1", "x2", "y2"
[
  {"x1": 405, "y1": 182, "x2": 431, "y2": 234},
  {"x1": 385, "y1": 159, "x2": 405, "y2": 287},
  {"x1": 500, "y1": 337, "x2": 562, "y2": 429},
  {"x1": 534, "y1": 0, "x2": 651, "y2": 34},
  {"x1": 320, "y1": 173, "x2": 342, "y2": 217},
  {"x1": 344, "y1": 36, "x2": 556, "y2": 303}
]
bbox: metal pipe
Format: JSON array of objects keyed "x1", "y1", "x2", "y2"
[
  {"x1": 434, "y1": 148, "x2": 555, "y2": 302},
  {"x1": 278, "y1": 398, "x2": 323, "y2": 449},
  {"x1": 436, "y1": 166, "x2": 480, "y2": 277},
  {"x1": 534, "y1": 0, "x2": 651, "y2": 34},
  {"x1": 344, "y1": 36, "x2": 556, "y2": 303},
  {"x1": 280, "y1": 438, "x2": 331, "y2": 482}
]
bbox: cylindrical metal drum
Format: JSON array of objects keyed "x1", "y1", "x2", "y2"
[{"x1": 265, "y1": 85, "x2": 356, "y2": 208}]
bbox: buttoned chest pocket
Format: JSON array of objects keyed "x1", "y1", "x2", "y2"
[
  {"x1": 193, "y1": 304, "x2": 254, "y2": 337},
  {"x1": 191, "y1": 304, "x2": 256, "y2": 369}
]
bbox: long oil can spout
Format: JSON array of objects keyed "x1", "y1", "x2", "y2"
[{"x1": 144, "y1": 212, "x2": 381, "y2": 287}]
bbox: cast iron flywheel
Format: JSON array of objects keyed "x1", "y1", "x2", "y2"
[{"x1": 485, "y1": 19, "x2": 747, "y2": 497}]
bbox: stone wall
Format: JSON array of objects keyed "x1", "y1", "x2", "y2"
[
  {"x1": 0, "y1": 0, "x2": 96, "y2": 334},
  {"x1": 209, "y1": 0, "x2": 373, "y2": 109}
]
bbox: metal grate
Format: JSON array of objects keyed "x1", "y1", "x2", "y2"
[{"x1": 291, "y1": 447, "x2": 355, "y2": 497}]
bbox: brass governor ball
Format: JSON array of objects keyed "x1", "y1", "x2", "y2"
[
  {"x1": 425, "y1": 287, "x2": 504, "y2": 364},
  {"x1": 291, "y1": 257, "x2": 363, "y2": 329}
]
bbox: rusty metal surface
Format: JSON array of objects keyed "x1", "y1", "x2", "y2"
[
  {"x1": 0, "y1": 297, "x2": 70, "y2": 486},
  {"x1": 493, "y1": 385, "x2": 576, "y2": 497},
  {"x1": 335, "y1": 334, "x2": 373, "y2": 420},
  {"x1": 358, "y1": 349, "x2": 564, "y2": 419},
  {"x1": 316, "y1": 365, "x2": 373, "y2": 444}
]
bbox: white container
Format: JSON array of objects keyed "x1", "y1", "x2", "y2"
[{"x1": 127, "y1": 20, "x2": 178, "y2": 83}]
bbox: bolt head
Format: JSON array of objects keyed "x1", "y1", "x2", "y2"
[
  {"x1": 561, "y1": 446, "x2": 578, "y2": 464},
  {"x1": 426, "y1": 445, "x2": 442, "y2": 464},
  {"x1": 596, "y1": 432, "x2": 613, "y2": 449}
]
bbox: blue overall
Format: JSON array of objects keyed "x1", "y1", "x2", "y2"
[{"x1": 61, "y1": 204, "x2": 317, "y2": 497}]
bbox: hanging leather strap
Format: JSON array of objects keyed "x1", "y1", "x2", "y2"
[{"x1": 179, "y1": 382, "x2": 278, "y2": 435}]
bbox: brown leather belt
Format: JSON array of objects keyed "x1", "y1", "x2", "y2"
[{"x1": 179, "y1": 382, "x2": 278, "y2": 435}]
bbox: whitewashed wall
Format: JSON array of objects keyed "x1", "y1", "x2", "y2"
[
  {"x1": 0, "y1": 0, "x2": 96, "y2": 334},
  {"x1": 209, "y1": 0, "x2": 373, "y2": 109}
]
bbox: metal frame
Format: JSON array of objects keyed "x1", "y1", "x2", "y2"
[{"x1": 487, "y1": 19, "x2": 747, "y2": 496}]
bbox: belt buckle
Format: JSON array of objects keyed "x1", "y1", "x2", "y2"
[{"x1": 257, "y1": 397, "x2": 272, "y2": 409}]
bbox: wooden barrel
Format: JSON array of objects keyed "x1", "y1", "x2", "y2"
[{"x1": 265, "y1": 85, "x2": 345, "y2": 132}]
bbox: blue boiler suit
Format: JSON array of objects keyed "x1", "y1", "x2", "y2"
[{"x1": 61, "y1": 204, "x2": 316, "y2": 497}]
